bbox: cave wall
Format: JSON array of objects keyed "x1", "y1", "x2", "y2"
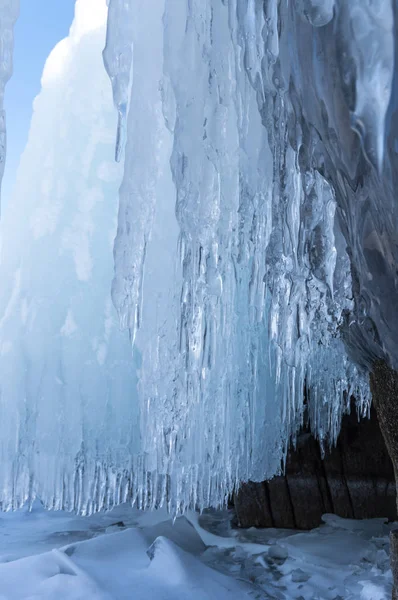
[{"x1": 235, "y1": 406, "x2": 396, "y2": 529}]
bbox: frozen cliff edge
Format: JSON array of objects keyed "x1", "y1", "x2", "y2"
[{"x1": 0, "y1": 0, "x2": 396, "y2": 513}]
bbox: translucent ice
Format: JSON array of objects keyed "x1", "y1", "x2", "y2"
[
  {"x1": 0, "y1": 0, "x2": 138, "y2": 513},
  {"x1": 0, "y1": 0, "x2": 19, "y2": 202},
  {"x1": 102, "y1": 0, "x2": 134, "y2": 162},
  {"x1": 2, "y1": 0, "x2": 397, "y2": 513},
  {"x1": 102, "y1": 0, "x2": 373, "y2": 511}
]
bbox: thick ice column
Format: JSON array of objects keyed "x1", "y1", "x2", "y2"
[
  {"x1": 103, "y1": 0, "x2": 167, "y2": 345},
  {"x1": 0, "y1": 0, "x2": 138, "y2": 513},
  {"x1": 0, "y1": 0, "x2": 19, "y2": 201},
  {"x1": 102, "y1": 0, "x2": 134, "y2": 162}
]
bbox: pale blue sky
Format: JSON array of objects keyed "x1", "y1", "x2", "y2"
[{"x1": 3, "y1": 0, "x2": 75, "y2": 208}]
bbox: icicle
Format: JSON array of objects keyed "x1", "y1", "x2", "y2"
[
  {"x1": 104, "y1": 0, "x2": 168, "y2": 343},
  {"x1": 102, "y1": 0, "x2": 134, "y2": 163}
]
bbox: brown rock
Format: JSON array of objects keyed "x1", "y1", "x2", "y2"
[{"x1": 235, "y1": 402, "x2": 396, "y2": 530}]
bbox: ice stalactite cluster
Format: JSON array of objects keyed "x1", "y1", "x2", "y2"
[
  {"x1": 102, "y1": 0, "x2": 384, "y2": 510},
  {"x1": 0, "y1": 0, "x2": 396, "y2": 513},
  {"x1": 0, "y1": 0, "x2": 18, "y2": 201}
]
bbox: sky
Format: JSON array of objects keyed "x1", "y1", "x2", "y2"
[{"x1": 3, "y1": 0, "x2": 75, "y2": 209}]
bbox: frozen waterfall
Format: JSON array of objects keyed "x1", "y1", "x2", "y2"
[{"x1": 1, "y1": 0, "x2": 396, "y2": 513}]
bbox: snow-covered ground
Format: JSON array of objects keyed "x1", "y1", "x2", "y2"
[{"x1": 0, "y1": 502, "x2": 393, "y2": 599}]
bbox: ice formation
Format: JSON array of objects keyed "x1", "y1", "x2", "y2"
[
  {"x1": 0, "y1": 0, "x2": 396, "y2": 513},
  {"x1": 0, "y1": 0, "x2": 138, "y2": 513},
  {"x1": 0, "y1": 0, "x2": 18, "y2": 202}
]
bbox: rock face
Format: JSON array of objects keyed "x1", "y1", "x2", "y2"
[
  {"x1": 235, "y1": 404, "x2": 396, "y2": 530},
  {"x1": 370, "y1": 362, "x2": 398, "y2": 600}
]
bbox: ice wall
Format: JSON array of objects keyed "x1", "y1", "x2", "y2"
[
  {"x1": 101, "y1": 0, "x2": 377, "y2": 510},
  {"x1": 2, "y1": 0, "x2": 395, "y2": 513},
  {"x1": 0, "y1": 0, "x2": 139, "y2": 513}
]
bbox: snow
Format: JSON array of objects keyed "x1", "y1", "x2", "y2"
[{"x1": 0, "y1": 505, "x2": 393, "y2": 599}]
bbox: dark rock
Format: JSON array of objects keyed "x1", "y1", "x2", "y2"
[
  {"x1": 370, "y1": 361, "x2": 398, "y2": 600},
  {"x1": 391, "y1": 530, "x2": 398, "y2": 600},
  {"x1": 235, "y1": 403, "x2": 396, "y2": 530}
]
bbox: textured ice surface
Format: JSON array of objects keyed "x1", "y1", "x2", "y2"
[
  {"x1": 102, "y1": 0, "x2": 134, "y2": 163},
  {"x1": 102, "y1": 0, "x2": 375, "y2": 509},
  {"x1": 0, "y1": 0, "x2": 396, "y2": 513},
  {"x1": 0, "y1": 0, "x2": 138, "y2": 513},
  {"x1": 0, "y1": 0, "x2": 18, "y2": 202},
  {"x1": 284, "y1": 0, "x2": 397, "y2": 371}
]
